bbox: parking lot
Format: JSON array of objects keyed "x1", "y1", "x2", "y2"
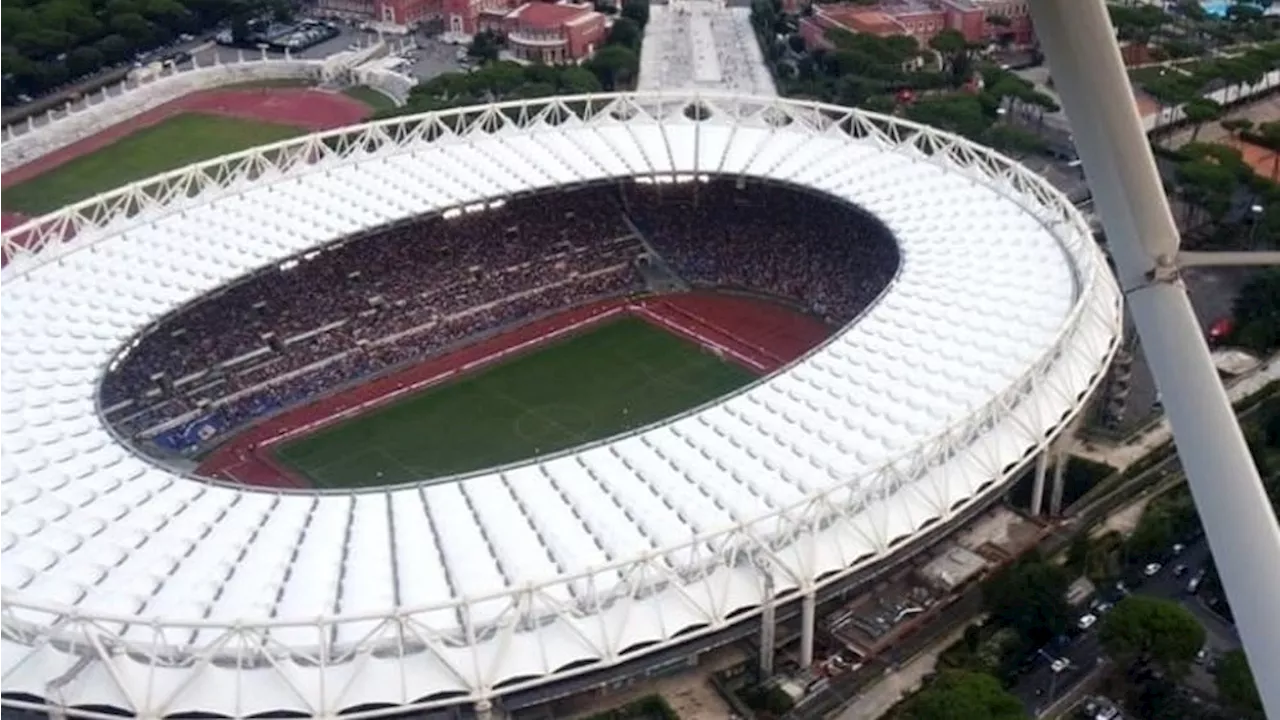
[{"x1": 1011, "y1": 537, "x2": 1237, "y2": 717}]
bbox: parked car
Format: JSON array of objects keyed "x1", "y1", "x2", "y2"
[
  {"x1": 1078, "y1": 613, "x2": 1098, "y2": 631},
  {"x1": 1173, "y1": 563, "x2": 1189, "y2": 577},
  {"x1": 1187, "y1": 569, "x2": 1206, "y2": 594},
  {"x1": 1143, "y1": 562, "x2": 1162, "y2": 577}
]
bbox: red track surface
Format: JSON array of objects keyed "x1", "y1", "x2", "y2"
[
  {"x1": 1, "y1": 212, "x2": 28, "y2": 231},
  {"x1": 198, "y1": 292, "x2": 832, "y2": 488},
  {"x1": 3, "y1": 88, "x2": 370, "y2": 189}
]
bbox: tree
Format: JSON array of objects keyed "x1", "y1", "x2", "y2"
[
  {"x1": 467, "y1": 30, "x2": 502, "y2": 64},
  {"x1": 1098, "y1": 596, "x2": 1205, "y2": 676},
  {"x1": 1220, "y1": 117, "x2": 1255, "y2": 140},
  {"x1": 1229, "y1": 269, "x2": 1280, "y2": 353},
  {"x1": 899, "y1": 670, "x2": 1028, "y2": 720},
  {"x1": 982, "y1": 558, "x2": 1071, "y2": 649},
  {"x1": 1126, "y1": 502, "x2": 1175, "y2": 561},
  {"x1": 1256, "y1": 121, "x2": 1280, "y2": 181},
  {"x1": 1216, "y1": 650, "x2": 1264, "y2": 717},
  {"x1": 586, "y1": 44, "x2": 639, "y2": 90},
  {"x1": 1175, "y1": 154, "x2": 1240, "y2": 227},
  {"x1": 558, "y1": 65, "x2": 603, "y2": 94},
  {"x1": 981, "y1": 125, "x2": 1048, "y2": 158},
  {"x1": 928, "y1": 28, "x2": 970, "y2": 86},
  {"x1": 620, "y1": 0, "x2": 650, "y2": 29},
  {"x1": 607, "y1": 17, "x2": 642, "y2": 51},
  {"x1": 1182, "y1": 98, "x2": 1222, "y2": 142},
  {"x1": 904, "y1": 94, "x2": 990, "y2": 139}
]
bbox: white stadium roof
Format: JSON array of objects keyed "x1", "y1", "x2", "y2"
[{"x1": 0, "y1": 92, "x2": 1122, "y2": 717}]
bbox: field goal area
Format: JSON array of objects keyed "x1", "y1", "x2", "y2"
[{"x1": 270, "y1": 314, "x2": 758, "y2": 488}]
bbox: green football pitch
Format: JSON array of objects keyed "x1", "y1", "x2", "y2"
[
  {"x1": 273, "y1": 317, "x2": 758, "y2": 488},
  {"x1": 3, "y1": 113, "x2": 304, "y2": 215}
]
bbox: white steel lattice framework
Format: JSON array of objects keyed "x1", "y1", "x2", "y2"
[{"x1": 0, "y1": 92, "x2": 1122, "y2": 718}]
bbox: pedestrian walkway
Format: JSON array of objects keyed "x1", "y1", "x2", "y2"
[
  {"x1": 834, "y1": 621, "x2": 980, "y2": 720},
  {"x1": 1074, "y1": 355, "x2": 1278, "y2": 472}
]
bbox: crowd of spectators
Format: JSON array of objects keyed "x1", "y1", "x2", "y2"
[
  {"x1": 103, "y1": 186, "x2": 645, "y2": 449},
  {"x1": 627, "y1": 179, "x2": 899, "y2": 324},
  {"x1": 102, "y1": 178, "x2": 900, "y2": 454}
]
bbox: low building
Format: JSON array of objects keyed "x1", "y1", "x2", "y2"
[
  {"x1": 798, "y1": 0, "x2": 1034, "y2": 51},
  {"x1": 316, "y1": 0, "x2": 605, "y2": 50},
  {"x1": 491, "y1": 2, "x2": 608, "y2": 63}
]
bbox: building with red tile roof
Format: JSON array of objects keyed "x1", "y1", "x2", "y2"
[
  {"x1": 492, "y1": 1, "x2": 609, "y2": 62},
  {"x1": 798, "y1": 0, "x2": 1034, "y2": 52}
]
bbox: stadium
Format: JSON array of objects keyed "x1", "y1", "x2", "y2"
[{"x1": 1, "y1": 91, "x2": 1123, "y2": 718}]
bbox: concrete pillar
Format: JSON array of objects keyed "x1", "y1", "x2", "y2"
[
  {"x1": 1028, "y1": 4, "x2": 1280, "y2": 713},
  {"x1": 1030, "y1": 450, "x2": 1049, "y2": 516},
  {"x1": 799, "y1": 591, "x2": 816, "y2": 669},
  {"x1": 758, "y1": 573, "x2": 776, "y2": 678},
  {"x1": 474, "y1": 698, "x2": 492, "y2": 720},
  {"x1": 1050, "y1": 450, "x2": 1068, "y2": 516}
]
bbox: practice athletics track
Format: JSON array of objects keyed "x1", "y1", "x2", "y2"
[
  {"x1": 2, "y1": 88, "x2": 371, "y2": 189},
  {"x1": 1, "y1": 87, "x2": 371, "y2": 262},
  {"x1": 198, "y1": 292, "x2": 833, "y2": 489}
]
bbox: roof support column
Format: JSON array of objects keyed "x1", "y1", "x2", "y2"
[
  {"x1": 1049, "y1": 450, "x2": 1068, "y2": 517},
  {"x1": 1030, "y1": 450, "x2": 1048, "y2": 516},
  {"x1": 799, "y1": 590, "x2": 817, "y2": 670},
  {"x1": 475, "y1": 697, "x2": 493, "y2": 720},
  {"x1": 1028, "y1": 1, "x2": 1280, "y2": 714},
  {"x1": 758, "y1": 573, "x2": 776, "y2": 678}
]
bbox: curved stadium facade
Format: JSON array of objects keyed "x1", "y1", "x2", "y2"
[{"x1": 0, "y1": 92, "x2": 1122, "y2": 718}]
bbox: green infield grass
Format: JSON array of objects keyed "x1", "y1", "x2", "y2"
[
  {"x1": 273, "y1": 317, "x2": 758, "y2": 488},
  {"x1": 3, "y1": 113, "x2": 305, "y2": 215},
  {"x1": 343, "y1": 85, "x2": 399, "y2": 114}
]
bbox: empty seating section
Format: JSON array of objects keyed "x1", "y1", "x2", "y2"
[{"x1": 100, "y1": 186, "x2": 646, "y2": 451}]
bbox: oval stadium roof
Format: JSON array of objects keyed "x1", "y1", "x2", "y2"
[{"x1": 0, "y1": 92, "x2": 1122, "y2": 717}]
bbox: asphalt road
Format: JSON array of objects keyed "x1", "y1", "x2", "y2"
[{"x1": 1011, "y1": 538, "x2": 1238, "y2": 716}]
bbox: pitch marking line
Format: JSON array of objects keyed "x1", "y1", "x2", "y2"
[
  {"x1": 630, "y1": 306, "x2": 769, "y2": 372},
  {"x1": 258, "y1": 306, "x2": 629, "y2": 450}
]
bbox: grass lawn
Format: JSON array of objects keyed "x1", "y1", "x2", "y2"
[
  {"x1": 3, "y1": 112, "x2": 305, "y2": 215},
  {"x1": 343, "y1": 85, "x2": 399, "y2": 114},
  {"x1": 274, "y1": 317, "x2": 758, "y2": 488}
]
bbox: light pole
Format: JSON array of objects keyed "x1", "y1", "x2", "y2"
[
  {"x1": 1027, "y1": 2, "x2": 1280, "y2": 718},
  {"x1": 1248, "y1": 203, "x2": 1264, "y2": 248}
]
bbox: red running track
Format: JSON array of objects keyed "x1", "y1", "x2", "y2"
[
  {"x1": 3, "y1": 88, "x2": 371, "y2": 189},
  {"x1": 198, "y1": 292, "x2": 834, "y2": 488}
]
